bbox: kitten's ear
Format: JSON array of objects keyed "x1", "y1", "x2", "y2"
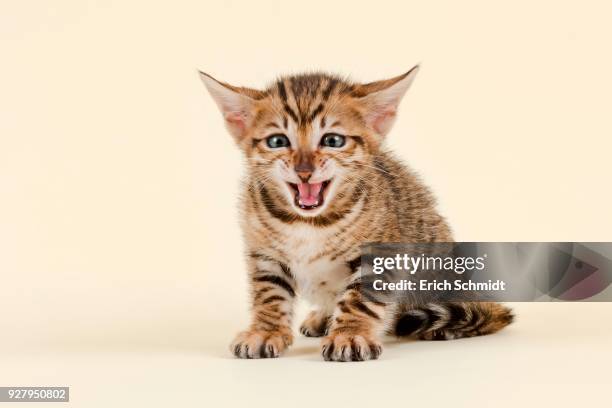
[
  {"x1": 199, "y1": 71, "x2": 261, "y2": 142},
  {"x1": 355, "y1": 65, "x2": 419, "y2": 137}
]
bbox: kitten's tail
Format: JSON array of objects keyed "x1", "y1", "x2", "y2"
[{"x1": 394, "y1": 302, "x2": 514, "y2": 340}]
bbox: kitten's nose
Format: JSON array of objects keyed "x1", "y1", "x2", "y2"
[
  {"x1": 294, "y1": 152, "x2": 315, "y2": 182},
  {"x1": 296, "y1": 171, "x2": 312, "y2": 183}
]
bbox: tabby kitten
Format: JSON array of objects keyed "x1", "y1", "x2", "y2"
[{"x1": 200, "y1": 66, "x2": 513, "y2": 362}]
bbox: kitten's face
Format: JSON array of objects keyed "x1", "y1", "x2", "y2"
[
  {"x1": 201, "y1": 69, "x2": 418, "y2": 219},
  {"x1": 241, "y1": 86, "x2": 375, "y2": 218}
]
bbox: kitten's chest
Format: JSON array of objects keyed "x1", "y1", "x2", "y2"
[{"x1": 280, "y1": 227, "x2": 351, "y2": 307}]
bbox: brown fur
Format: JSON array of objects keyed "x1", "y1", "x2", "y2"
[{"x1": 201, "y1": 68, "x2": 513, "y2": 361}]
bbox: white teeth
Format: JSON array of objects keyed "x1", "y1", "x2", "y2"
[{"x1": 299, "y1": 199, "x2": 319, "y2": 206}]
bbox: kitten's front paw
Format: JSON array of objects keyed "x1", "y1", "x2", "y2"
[
  {"x1": 321, "y1": 332, "x2": 382, "y2": 362},
  {"x1": 230, "y1": 328, "x2": 293, "y2": 359},
  {"x1": 300, "y1": 311, "x2": 330, "y2": 337}
]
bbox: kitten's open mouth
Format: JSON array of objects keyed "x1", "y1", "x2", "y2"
[{"x1": 288, "y1": 180, "x2": 332, "y2": 210}]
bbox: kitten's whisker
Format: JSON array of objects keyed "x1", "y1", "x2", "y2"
[
  {"x1": 337, "y1": 174, "x2": 387, "y2": 199},
  {"x1": 349, "y1": 161, "x2": 397, "y2": 177}
]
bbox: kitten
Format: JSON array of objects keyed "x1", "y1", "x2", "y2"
[{"x1": 200, "y1": 66, "x2": 513, "y2": 361}]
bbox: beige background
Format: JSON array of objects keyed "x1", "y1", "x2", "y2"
[{"x1": 1, "y1": 0, "x2": 611, "y2": 407}]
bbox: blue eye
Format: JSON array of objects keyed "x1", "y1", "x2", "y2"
[
  {"x1": 266, "y1": 134, "x2": 290, "y2": 148},
  {"x1": 321, "y1": 133, "x2": 346, "y2": 148}
]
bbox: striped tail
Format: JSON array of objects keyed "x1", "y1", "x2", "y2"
[{"x1": 394, "y1": 302, "x2": 514, "y2": 340}]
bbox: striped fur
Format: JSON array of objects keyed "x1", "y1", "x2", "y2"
[
  {"x1": 395, "y1": 302, "x2": 514, "y2": 340},
  {"x1": 201, "y1": 68, "x2": 513, "y2": 361}
]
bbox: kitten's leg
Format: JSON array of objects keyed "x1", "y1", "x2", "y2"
[
  {"x1": 230, "y1": 254, "x2": 296, "y2": 359},
  {"x1": 300, "y1": 310, "x2": 330, "y2": 337},
  {"x1": 321, "y1": 287, "x2": 388, "y2": 362}
]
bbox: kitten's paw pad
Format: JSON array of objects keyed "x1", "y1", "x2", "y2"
[
  {"x1": 299, "y1": 312, "x2": 329, "y2": 337},
  {"x1": 230, "y1": 329, "x2": 293, "y2": 359},
  {"x1": 321, "y1": 333, "x2": 382, "y2": 362}
]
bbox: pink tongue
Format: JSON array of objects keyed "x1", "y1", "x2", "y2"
[{"x1": 297, "y1": 182, "x2": 323, "y2": 206}]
